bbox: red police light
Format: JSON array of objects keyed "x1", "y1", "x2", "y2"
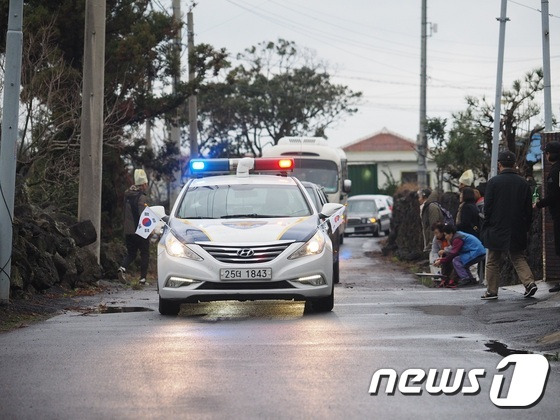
[{"x1": 253, "y1": 158, "x2": 294, "y2": 171}]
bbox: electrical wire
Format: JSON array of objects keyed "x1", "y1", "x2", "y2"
[{"x1": 0, "y1": 181, "x2": 13, "y2": 280}]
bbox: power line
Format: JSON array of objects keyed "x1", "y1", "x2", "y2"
[{"x1": 508, "y1": 0, "x2": 560, "y2": 18}]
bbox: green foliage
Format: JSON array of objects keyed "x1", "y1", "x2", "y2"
[
  {"x1": 428, "y1": 68, "x2": 546, "y2": 184},
  {"x1": 198, "y1": 39, "x2": 362, "y2": 158},
  {"x1": 378, "y1": 170, "x2": 399, "y2": 196}
]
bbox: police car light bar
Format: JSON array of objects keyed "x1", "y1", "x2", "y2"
[
  {"x1": 189, "y1": 159, "x2": 230, "y2": 173},
  {"x1": 253, "y1": 158, "x2": 294, "y2": 171},
  {"x1": 188, "y1": 158, "x2": 294, "y2": 177}
]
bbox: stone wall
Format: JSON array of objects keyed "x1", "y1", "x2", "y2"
[{"x1": 10, "y1": 188, "x2": 124, "y2": 298}]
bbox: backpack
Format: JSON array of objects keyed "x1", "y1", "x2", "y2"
[{"x1": 433, "y1": 202, "x2": 455, "y2": 227}]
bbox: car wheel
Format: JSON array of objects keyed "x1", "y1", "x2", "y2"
[
  {"x1": 373, "y1": 223, "x2": 380, "y2": 237},
  {"x1": 307, "y1": 284, "x2": 334, "y2": 313},
  {"x1": 159, "y1": 296, "x2": 181, "y2": 316},
  {"x1": 333, "y1": 259, "x2": 340, "y2": 284}
]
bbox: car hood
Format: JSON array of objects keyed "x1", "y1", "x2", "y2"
[{"x1": 168, "y1": 216, "x2": 319, "y2": 244}]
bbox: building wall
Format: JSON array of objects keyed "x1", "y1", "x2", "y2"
[{"x1": 346, "y1": 150, "x2": 440, "y2": 191}]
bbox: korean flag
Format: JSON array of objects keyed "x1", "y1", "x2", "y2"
[
  {"x1": 328, "y1": 207, "x2": 345, "y2": 233},
  {"x1": 135, "y1": 206, "x2": 161, "y2": 239}
]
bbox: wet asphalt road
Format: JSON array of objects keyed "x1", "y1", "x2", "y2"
[{"x1": 1, "y1": 236, "x2": 559, "y2": 419}]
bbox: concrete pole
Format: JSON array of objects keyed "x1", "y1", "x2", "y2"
[
  {"x1": 541, "y1": 0, "x2": 553, "y2": 131},
  {"x1": 0, "y1": 0, "x2": 24, "y2": 304},
  {"x1": 78, "y1": 0, "x2": 106, "y2": 262},
  {"x1": 187, "y1": 11, "x2": 198, "y2": 161},
  {"x1": 169, "y1": 0, "x2": 182, "y2": 206},
  {"x1": 417, "y1": 0, "x2": 428, "y2": 189},
  {"x1": 490, "y1": 0, "x2": 509, "y2": 179}
]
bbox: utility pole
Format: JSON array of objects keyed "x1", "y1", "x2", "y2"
[
  {"x1": 78, "y1": 0, "x2": 106, "y2": 261},
  {"x1": 187, "y1": 9, "x2": 198, "y2": 160},
  {"x1": 0, "y1": 0, "x2": 24, "y2": 304},
  {"x1": 490, "y1": 0, "x2": 509, "y2": 179},
  {"x1": 417, "y1": 0, "x2": 428, "y2": 189},
  {"x1": 541, "y1": 0, "x2": 553, "y2": 131},
  {"x1": 169, "y1": 0, "x2": 182, "y2": 205}
]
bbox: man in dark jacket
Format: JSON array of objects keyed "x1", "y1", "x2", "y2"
[
  {"x1": 535, "y1": 141, "x2": 560, "y2": 292},
  {"x1": 480, "y1": 150, "x2": 537, "y2": 300},
  {"x1": 117, "y1": 169, "x2": 150, "y2": 285}
]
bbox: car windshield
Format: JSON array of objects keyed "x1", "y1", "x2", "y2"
[
  {"x1": 304, "y1": 187, "x2": 321, "y2": 211},
  {"x1": 176, "y1": 184, "x2": 312, "y2": 219},
  {"x1": 347, "y1": 200, "x2": 377, "y2": 214},
  {"x1": 291, "y1": 159, "x2": 338, "y2": 193}
]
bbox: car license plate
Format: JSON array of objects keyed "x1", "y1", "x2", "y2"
[{"x1": 220, "y1": 268, "x2": 272, "y2": 281}]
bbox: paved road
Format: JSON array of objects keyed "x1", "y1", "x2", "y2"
[{"x1": 0, "y1": 236, "x2": 559, "y2": 419}]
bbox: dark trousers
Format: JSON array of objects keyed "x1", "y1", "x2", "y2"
[
  {"x1": 121, "y1": 234, "x2": 150, "y2": 278},
  {"x1": 554, "y1": 217, "x2": 560, "y2": 255}
]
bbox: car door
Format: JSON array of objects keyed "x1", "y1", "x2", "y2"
[{"x1": 375, "y1": 197, "x2": 391, "y2": 233}]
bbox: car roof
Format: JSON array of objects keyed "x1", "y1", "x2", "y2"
[
  {"x1": 301, "y1": 181, "x2": 322, "y2": 189},
  {"x1": 187, "y1": 174, "x2": 300, "y2": 187},
  {"x1": 348, "y1": 194, "x2": 391, "y2": 201}
]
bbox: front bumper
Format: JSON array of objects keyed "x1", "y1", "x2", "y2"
[
  {"x1": 157, "y1": 241, "x2": 333, "y2": 303},
  {"x1": 344, "y1": 223, "x2": 378, "y2": 235}
]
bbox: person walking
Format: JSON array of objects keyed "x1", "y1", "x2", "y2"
[
  {"x1": 419, "y1": 188, "x2": 444, "y2": 252},
  {"x1": 118, "y1": 169, "x2": 150, "y2": 285},
  {"x1": 480, "y1": 150, "x2": 537, "y2": 300},
  {"x1": 534, "y1": 141, "x2": 560, "y2": 293}
]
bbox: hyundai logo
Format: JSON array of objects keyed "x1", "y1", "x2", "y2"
[{"x1": 237, "y1": 248, "x2": 255, "y2": 258}]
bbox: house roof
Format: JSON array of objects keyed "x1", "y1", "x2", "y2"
[{"x1": 342, "y1": 128, "x2": 416, "y2": 152}]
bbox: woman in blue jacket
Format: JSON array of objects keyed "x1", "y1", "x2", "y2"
[{"x1": 434, "y1": 224, "x2": 486, "y2": 287}]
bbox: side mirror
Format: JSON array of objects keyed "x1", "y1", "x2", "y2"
[
  {"x1": 343, "y1": 179, "x2": 352, "y2": 193},
  {"x1": 320, "y1": 203, "x2": 344, "y2": 218}
]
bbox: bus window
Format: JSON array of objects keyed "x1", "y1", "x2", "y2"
[{"x1": 292, "y1": 159, "x2": 338, "y2": 193}]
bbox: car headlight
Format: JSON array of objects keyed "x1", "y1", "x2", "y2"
[
  {"x1": 361, "y1": 217, "x2": 376, "y2": 224},
  {"x1": 288, "y1": 230, "x2": 326, "y2": 260},
  {"x1": 165, "y1": 233, "x2": 203, "y2": 261}
]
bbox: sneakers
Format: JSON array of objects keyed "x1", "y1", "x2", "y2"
[
  {"x1": 549, "y1": 283, "x2": 560, "y2": 293},
  {"x1": 117, "y1": 267, "x2": 127, "y2": 284},
  {"x1": 524, "y1": 282, "x2": 538, "y2": 298},
  {"x1": 481, "y1": 292, "x2": 498, "y2": 300},
  {"x1": 139, "y1": 278, "x2": 146, "y2": 285}
]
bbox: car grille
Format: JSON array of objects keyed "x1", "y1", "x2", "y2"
[
  {"x1": 198, "y1": 242, "x2": 293, "y2": 264},
  {"x1": 197, "y1": 280, "x2": 295, "y2": 290},
  {"x1": 347, "y1": 218, "x2": 361, "y2": 227}
]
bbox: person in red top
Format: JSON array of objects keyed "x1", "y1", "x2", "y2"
[{"x1": 433, "y1": 224, "x2": 486, "y2": 288}]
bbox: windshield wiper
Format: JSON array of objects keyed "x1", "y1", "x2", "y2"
[{"x1": 221, "y1": 214, "x2": 271, "y2": 219}]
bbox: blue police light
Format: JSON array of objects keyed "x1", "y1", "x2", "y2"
[
  {"x1": 189, "y1": 159, "x2": 230, "y2": 173},
  {"x1": 191, "y1": 161, "x2": 205, "y2": 170}
]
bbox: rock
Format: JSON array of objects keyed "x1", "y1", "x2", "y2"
[{"x1": 69, "y1": 220, "x2": 97, "y2": 247}]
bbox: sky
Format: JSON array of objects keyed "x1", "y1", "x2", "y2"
[{"x1": 174, "y1": 0, "x2": 560, "y2": 149}]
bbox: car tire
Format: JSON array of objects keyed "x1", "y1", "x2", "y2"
[
  {"x1": 307, "y1": 284, "x2": 334, "y2": 312},
  {"x1": 159, "y1": 296, "x2": 181, "y2": 316},
  {"x1": 333, "y1": 259, "x2": 340, "y2": 284},
  {"x1": 373, "y1": 222, "x2": 380, "y2": 237}
]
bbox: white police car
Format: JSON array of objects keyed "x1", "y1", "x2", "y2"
[{"x1": 157, "y1": 157, "x2": 343, "y2": 315}]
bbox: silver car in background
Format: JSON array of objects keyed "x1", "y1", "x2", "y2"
[{"x1": 344, "y1": 194, "x2": 392, "y2": 237}]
